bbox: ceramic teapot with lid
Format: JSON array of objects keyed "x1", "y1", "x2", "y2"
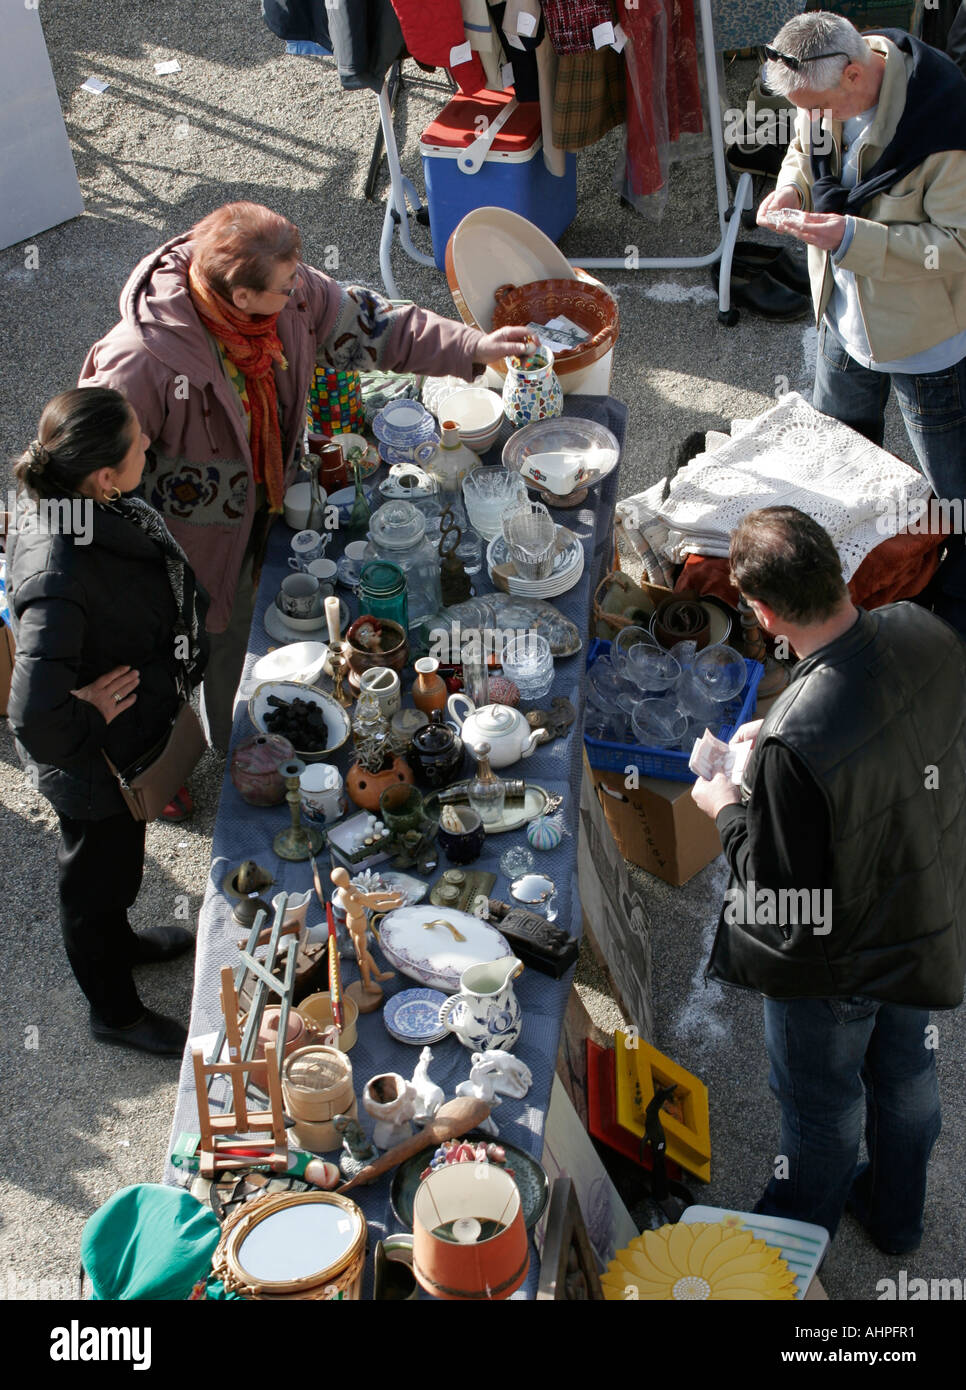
[
  {"x1": 408, "y1": 710, "x2": 466, "y2": 789},
  {"x1": 446, "y1": 695, "x2": 543, "y2": 769}
]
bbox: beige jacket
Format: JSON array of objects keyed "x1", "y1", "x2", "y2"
[{"x1": 777, "y1": 35, "x2": 966, "y2": 362}]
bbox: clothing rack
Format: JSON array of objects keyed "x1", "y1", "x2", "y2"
[{"x1": 373, "y1": 0, "x2": 753, "y2": 323}]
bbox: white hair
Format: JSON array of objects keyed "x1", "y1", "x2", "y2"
[{"x1": 764, "y1": 11, "x2": 871, "y2": 98}]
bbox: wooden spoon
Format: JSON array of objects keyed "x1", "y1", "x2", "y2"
[{"x1": 338, "y1": 1097, "x2": 492, "y2": 1193}]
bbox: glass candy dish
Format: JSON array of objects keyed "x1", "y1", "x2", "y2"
[{"x1": 692, "y1": 644, "x2": 747, "y2": 702}]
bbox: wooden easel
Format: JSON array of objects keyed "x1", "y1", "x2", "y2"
[{"x1": 191, "y1": 966, "x2": 288, "y2": 1179}]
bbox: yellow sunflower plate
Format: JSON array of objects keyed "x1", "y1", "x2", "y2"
[{"x1": 601, "y1": 1223, "x2": 798, "y2": 1301}]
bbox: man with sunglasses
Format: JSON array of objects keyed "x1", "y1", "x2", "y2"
[{"x1": 756, "y1": 12, "x2": 966, "y2": 636}]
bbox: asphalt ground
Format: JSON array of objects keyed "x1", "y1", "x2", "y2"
[{"x1": 0, "y1": 0, "x2": 960, "y2": 1311}]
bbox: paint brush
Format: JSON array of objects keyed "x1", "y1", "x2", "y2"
[{"x1": 326, "y1": 900, "x2": 344, "y2": 1032}]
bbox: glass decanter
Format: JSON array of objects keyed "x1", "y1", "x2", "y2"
[{"x1": 466, "y1": 741, "x2": 506, "y2": 827}]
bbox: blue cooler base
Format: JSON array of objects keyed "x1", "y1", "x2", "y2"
[{"x1": 422, "y1": 152, "x2": 577, "y2": 271}]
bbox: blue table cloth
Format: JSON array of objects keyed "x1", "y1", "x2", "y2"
[{"x1": 166, "y1": 395, "x2": 627, "y2": 1297}]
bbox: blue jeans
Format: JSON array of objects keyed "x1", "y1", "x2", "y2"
[
  {"x1": 755, "y1": 996, "x2": 941, "y2": 1251},
  {"x1": 813, "y1": 321, "x2": 966, "y2": 632}
]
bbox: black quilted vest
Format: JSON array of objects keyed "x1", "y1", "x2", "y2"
[{"x1": 708, "y1": 604, "x2": 966, "y2": 1008}]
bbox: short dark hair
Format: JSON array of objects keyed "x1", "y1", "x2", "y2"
[
  {"x1": 730, "y1": 506, "x2": 848, "y2": 623},
  {"x1": 190, "y1": 202, "x2": 302, "y2": 300},
  {"x1": 14, "y1": 387, "x2": 135, "y2": 500}
]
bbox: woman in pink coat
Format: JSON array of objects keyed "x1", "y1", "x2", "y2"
[{"x1": 80, "y1": 201, "x2": 530, "y2": 770}]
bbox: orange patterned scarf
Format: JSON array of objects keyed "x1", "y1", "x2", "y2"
[{"x1": 188, "y1": 262, "x2": 288, "y2": 513}]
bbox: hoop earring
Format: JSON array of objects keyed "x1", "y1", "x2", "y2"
[{"x1": 104, "y1": 486, "x2": 122, "y2": 503}]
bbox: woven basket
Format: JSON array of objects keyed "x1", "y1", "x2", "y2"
[
  {"x1": 211, "y1": 1190, "x2": 367, "y2": 1301},
  {"x1": 593, "y1": 571, "x2": 671, "y2": 639},
  {"x1": 491, "y1": 278, "x2": 619, "y2": 378},
  {"x1": 282, "y1": 1044, "x2": 355, "y2": 1123}
]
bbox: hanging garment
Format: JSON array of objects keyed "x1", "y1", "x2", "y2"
[
  {"x1": 541, "y1": 0, "x2": 616, "y2": 55},
  {"x1": 619, "y1": 0, "x2": 703, "y2": 210},
  {"x1": 461, "y1": 0, "x2": 507, "y2": 88},
  {"x1": 552, "y1": 46, "x2": 626, "y2": 152},
  {"x1": 502, "y1": 0, "x2": 567, "y2": 174},
  {"x1": 489, "y1": 1, "x2": 540, "y2": 100},
  {"x1": 389, "y1": 0, "x2": 488, "y2": 91},
  {"x1": 262, "y1": 0, "x2": 405, "y2": 91}
]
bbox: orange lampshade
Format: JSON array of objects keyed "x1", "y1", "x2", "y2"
[{"x1": 412, "y1": 1163, "x2": 529, "y2": 1301}]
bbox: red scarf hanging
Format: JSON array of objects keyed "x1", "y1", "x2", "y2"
[{"x1": 188, "y1": 262, "x2": 288, "y2": 513}]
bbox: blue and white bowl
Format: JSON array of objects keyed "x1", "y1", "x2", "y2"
[
  {"x1": 383, "y1": 988, "x2": 450, "y2": 1044},
  {"x1": 373, "y1": 400, "x2": 437, "y2": 448}
]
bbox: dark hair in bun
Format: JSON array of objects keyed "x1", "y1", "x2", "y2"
[{"x1": 14, "y1": 387, "x2": 134, "y2": 500}]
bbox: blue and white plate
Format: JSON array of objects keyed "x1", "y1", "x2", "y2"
[{"x1": 383, "y1": 988, "x2": 449, "y2": 1045}]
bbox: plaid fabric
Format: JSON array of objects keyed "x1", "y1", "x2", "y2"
[
  {"x1": 541, "y1": 0, "x2": 615, "y2": 55},
  {"x1": 552, "y1": 46, "x2": 626, "y2": 150}
]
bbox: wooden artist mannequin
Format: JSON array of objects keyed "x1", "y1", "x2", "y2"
[{"x1": 330, "y1": 866, "x2": 403, "y2": 1012}]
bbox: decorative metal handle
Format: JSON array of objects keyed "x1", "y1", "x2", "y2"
[{"x1": 423, "y1": 919, "x2": 467, "y2": 943}]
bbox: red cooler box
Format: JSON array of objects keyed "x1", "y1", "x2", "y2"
[{"x1": 420, "y1": 91, "x2": 577, "y2": 271}]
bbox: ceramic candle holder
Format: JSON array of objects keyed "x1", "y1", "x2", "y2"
[{"x1": 363, "y1": 1072, "x2": 418, "y2": 1149}]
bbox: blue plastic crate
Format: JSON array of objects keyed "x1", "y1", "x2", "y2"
[{"x1": 583, "y1": 639, "x2": 764, "y2": 783}]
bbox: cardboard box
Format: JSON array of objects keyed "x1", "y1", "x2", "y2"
[
  {"x1": 0, "y1": 622, "x2": 14, "y2": 719},
  {"x1": 587, "y1": 760, "x2": 722, "y2": 886}
]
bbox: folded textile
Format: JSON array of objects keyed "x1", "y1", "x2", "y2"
[
  {"x1": 552, "y1": 46, "x2": 626, "y2": 150},
  {"x1": 653, "y1": 392, "x2": 932, "y2": 581}
]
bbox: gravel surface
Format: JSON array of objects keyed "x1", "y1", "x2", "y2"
[{"x1": 1, "y1": 0, "x2": 957, "y2": 1307}]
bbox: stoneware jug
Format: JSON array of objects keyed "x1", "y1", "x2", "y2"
[{"x1": 437, "y1": 956, "x2": 523, "y2": 1052}]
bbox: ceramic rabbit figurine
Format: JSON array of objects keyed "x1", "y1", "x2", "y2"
[
  {"x1": 409, "y1": 1047, "x2": 445, "y2": 1126},
  {"x1": 455, "y1": 1059, "x2": 501, "y2": 1136},
  {"x1": 470, "y1": 1049, "x2": 532, "y2": 1099}
]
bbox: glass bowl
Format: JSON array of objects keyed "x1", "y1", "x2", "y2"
[{"x1": 692, "y1": 644, "x2": 747, "y2": 702}]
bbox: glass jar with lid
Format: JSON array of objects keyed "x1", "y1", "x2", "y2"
[
  {"x1": 358, "y1": 559, "x2": 409, "y2": 632},
  {"x1": 364, "y1": 500, "x2": 442, "y2": 629}
]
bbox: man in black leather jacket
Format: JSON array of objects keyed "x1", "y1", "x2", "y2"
[{"x1": 691, "y1": 506, "x2": 966, "y2": 1254}]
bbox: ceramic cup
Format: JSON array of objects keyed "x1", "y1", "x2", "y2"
[
  {"x1": 288, "y1": 529, "x2": 326, "y2": 570},
  {"x1": 306, "y1": 556, "x2": 339, "y2": 585},
  {"x1": 437, "y1": 807, "x2": 486, "y2": 865},
  {"x1": 358, "y1": 666, "x2": 402, "y2": 717},
  {"x1": 284, "y1": 481, "x2": 314, "y2": 530},
  {"x1": 300, "y1": 762, "x2": 345, "y2": 826},
  {"x1": 277, "y1": 572, "x2": 323, "y2": 620}
]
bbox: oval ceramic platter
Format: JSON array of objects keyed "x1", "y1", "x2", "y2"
[
  {"x1": 390, "y1": 1132, "x2": 550, "y2": 1231},
  {"x1": 375, "y1": 905, "x2": 513, "y2": 994}
]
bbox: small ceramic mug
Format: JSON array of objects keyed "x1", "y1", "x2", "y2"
[
  {"x1": 277, "y1": 572, "x2": 323, "y2": 620},
  {"x1": 306, "y1": 557, "x2": 338, "y2": 585},
  {"x1": 358, "y1": 666, "x2": 401, "y2": 717},
  {"x1": 289, "y1": 530, "x2": 326, "y2": 570},
  {"x1": 300, "y1": 762, "x2": 345, "y2": 826},
  {"x1": 437, "y1": 807, "x2": 486, "y2": 865}
]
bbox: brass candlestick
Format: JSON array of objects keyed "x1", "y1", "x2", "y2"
[
  {"x1": 328, "y1": 640, "x2": 353, "y2": 708},
  {"x1": 274, "y1": 758, "x2": 324, "y2": 861}
]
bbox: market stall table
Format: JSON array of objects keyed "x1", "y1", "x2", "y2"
[{"x1": 165, "y1": 395, "x2": 627, "y2": 1298}]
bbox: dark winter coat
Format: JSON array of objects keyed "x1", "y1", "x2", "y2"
[{"x1": 6, "y1": 497, "x2": 209, "y2": 820}]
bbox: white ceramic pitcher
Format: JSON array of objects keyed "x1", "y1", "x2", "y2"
[{"x1": 437, "y1": 956, "x2": 523, "y2": 1052}]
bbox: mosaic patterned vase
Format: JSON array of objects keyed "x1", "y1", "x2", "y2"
[
  {"x1": 501, "y1": 349, "x2": 564, "y2": 429},
  {"x1": 307, "y1": 366, "x2": 365, "y2": 437}
]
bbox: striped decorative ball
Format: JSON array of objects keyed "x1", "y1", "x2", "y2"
[{"x1": 526, "y1": 816, "x2": 563, "y2": 851}]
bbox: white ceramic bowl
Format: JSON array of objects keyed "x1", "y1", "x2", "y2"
[
  {"x1": 252, "y1": 642, "x2": 329, "y2": 686},
  {"x1": 248, "y1": 680, "x2": 351, "y2": 761},
  {"x1": 438, "y1": 388, "x2": 505, "y2": 452}
]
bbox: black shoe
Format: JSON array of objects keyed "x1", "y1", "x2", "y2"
[
  {"x1": 130, "y1": 926, "x2": 196, "y2": 965},
  {"x1": 711, "y1": 262, "x2": 812, "y2": 322},
  {"x1": 90, "y1": 1008, "x2": 188, "y2": 1057},
  {"x1": 727, "y1": 141, "x2": 786, "y2": 180},
  {"x1": 732, "y1": 241, "x2": 811, "y2": 296}
]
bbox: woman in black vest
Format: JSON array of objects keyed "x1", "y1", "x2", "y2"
[{"x1": 7, "y1": 388, "x2": 209, "y2": 1055}]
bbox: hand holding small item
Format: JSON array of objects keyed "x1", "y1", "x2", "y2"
[
  {"x1": 475, "y1": 324, "x2": 540, "y2": 362},
  {"x1": 732, "y1": 718, "x2": 764, "y2": 746},
  {"x1": 71, "y1": 664, "x2": 140, "y2": 724},
  {"x1": 690, "y1": 770, "x2": 741, "y2": 820}
]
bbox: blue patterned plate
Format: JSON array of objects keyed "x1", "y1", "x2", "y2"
[{"x1": 383, "y1": 988, "x2": 449, "y2": 1044}]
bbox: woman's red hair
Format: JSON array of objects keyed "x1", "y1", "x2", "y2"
[{"x1": 189, "y1": 202, "x2": 302, "y2": 300}]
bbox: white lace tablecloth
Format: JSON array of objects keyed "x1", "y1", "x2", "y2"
[{"x1": 620, "y1": 393, "x2": 932, "y2": 581}]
